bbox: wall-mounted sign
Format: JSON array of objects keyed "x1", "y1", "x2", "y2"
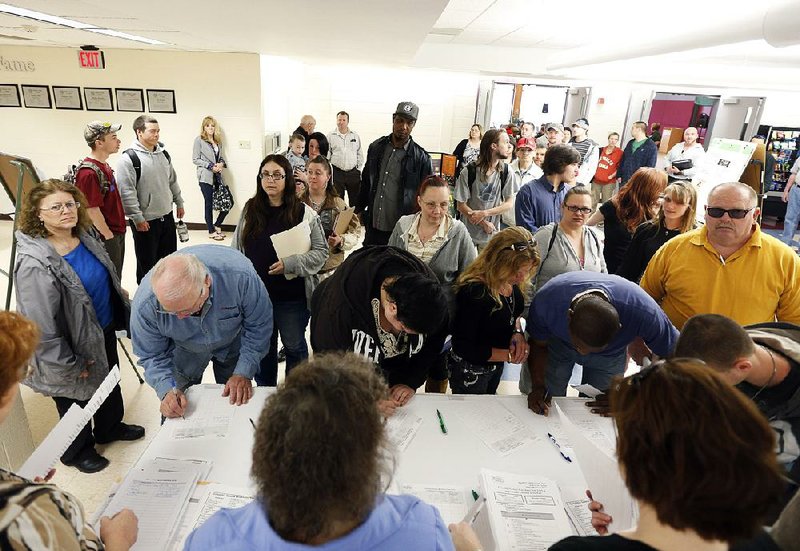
[{"x1": 78, "y1": 50, "x2": 105, "y2": 70}]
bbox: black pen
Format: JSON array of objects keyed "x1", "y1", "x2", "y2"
[
  {"x1": 249, "y1": 418, "x2": 256, "y2": 431},
  {"x1": 436, "y1": 409, "x2": 448, "y2": 435},
  {"x1": 547, "y1": 432, "x2": 572, "y2": 463}
]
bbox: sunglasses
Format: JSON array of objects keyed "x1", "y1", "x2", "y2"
[
  {"x1": 505, "y1": 240, "x2": 536, "y2": 252},
  {"x1": 705, "y1": 206, "x2": 754, "y2": 219}
]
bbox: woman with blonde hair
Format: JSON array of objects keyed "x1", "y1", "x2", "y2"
[
  {"x1": 617, "y1": 181, "x2": 698, "y2": 282},
  {"x1": 15, "y1": 179, "x2": 143, "y2": 474},
  {"x1": 587, "y1": 167, "x2": 666, "y2": 273},
  {"x1": 193, "y1": 115, "x2": 232, "y2": 240},
  {"x1": 449, "y1": 227, "x2": 538, "y2": 394}
]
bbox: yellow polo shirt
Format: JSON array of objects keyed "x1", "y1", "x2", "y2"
[{"x1": 640, "y1": 225, "x2": 800, "y2": 329}]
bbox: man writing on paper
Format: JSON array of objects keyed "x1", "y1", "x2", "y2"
[
  {"x1": 522, "y1": 272, "x2": 678, "y2": 415},
  {"x1": 131, "y1": 246, "x2": 272, "y2": 419},
  {"x1": 310, "y1": 246, "x2": 450, "y2": 415}
]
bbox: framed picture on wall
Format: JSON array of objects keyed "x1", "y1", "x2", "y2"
[
  {"x1": 0, "y1": 84, "x2": 21, "y2": 107},
  {"x1": 52, "y1": 86, "x2": 83, "y2": 110},
  {"x1": 115, "y1": 88, "x2": 144, "y2": 112},
  {"x1": 84, "y1": 87, "x2": 114, "y2": 111},
  {"x1": 21, "y1": 85, "x2": 52, "y2": 109},
  {"x1": 146, "y1": 89, "x2": 176, "y2": 113}
]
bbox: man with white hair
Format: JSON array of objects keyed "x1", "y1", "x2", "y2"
[
  {"x1": 293, "y1": 115, "x2": 317, "y2": 157},
  {"x1": 131, "y1": 245, "x2": 272, "y2": 418}
]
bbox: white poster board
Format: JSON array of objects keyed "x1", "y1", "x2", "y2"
[{"x1": 692, "y1": 139, "x2": 756, "y2": 224}]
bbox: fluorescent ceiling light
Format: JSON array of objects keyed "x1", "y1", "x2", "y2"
[
  {"x1": 0, "y1": 3, "x2": 94, "y2": 28},
  {"x1": 85, "y1": 28, "x2": 165, "y2": 45},
  {"x1": 0, "y1": 3, "x2": 167, "y2": 45}
]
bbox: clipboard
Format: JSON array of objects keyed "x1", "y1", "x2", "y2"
[{"x1": 333, "y1": 206, "x2": 355, "y2": 235}]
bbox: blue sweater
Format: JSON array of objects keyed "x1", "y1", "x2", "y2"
[
  {"x1": 514, "y1": 175, "x2": 567, "y2": 234},
  {"x1": 618, "y1": 139, "x2": 658, "y2": 185},
  {"x1": 184, "y1": 494, "x2": 455, "y2": 551}
]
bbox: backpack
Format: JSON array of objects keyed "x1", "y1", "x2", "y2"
[
  {"x1": 125, "y1": 144, "x2": 172, "y2": 184},
  {"x1": 63, "y1": 160, "x2": 110, "y2": 196}
]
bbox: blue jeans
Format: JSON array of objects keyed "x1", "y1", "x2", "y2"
[
  {"x1": 781, "y1": 186, "x2": 800, "y2": 246},
  {"x1": 172, "y1": 346, "x2": 239, "y2": 390},
  {"x1": 256, "y1": 299, "x2": 310, "y2": 386},
  {"x1": 199, "y1": 182, "x2": 229, "y2": 234},
  {"x1": 545, "y1": 337, "x2": 627, "y2": 396}
]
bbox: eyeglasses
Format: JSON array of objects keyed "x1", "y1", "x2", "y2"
[
  {"x1": 505, "y1": 240, "x2": 536, "y2": 252},
  {"x1": 564, "y1": 205, "x2": 592, "y2": 215},
  {"x1": 260, "y1": 172, "x2": 286, "y2": 181},
  {"x1": 157, "y1": 284, "x2": 207, "y2": 317},
  {"x1": 705, "y1": 206, "x2": 754, "y2": 219},
  {"x1": 39, "y1": 201, "x2": 80, "y2": 213}
]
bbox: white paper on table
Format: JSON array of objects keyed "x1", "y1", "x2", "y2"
[
  {"x1": 554, "y1": 403, "x2": 637, "y2": 532},
  {"x1": 97, "y1": 469, "x2": 198, "y2": 550},
  {"x1": 17, "y1": 366, "x2": 121, "y2": 480},
  {"x1": 450, "y1": 400, "x2": 539, "y2": 456},
  {"x1": 385, "y1": 408, "x2": 423, "y2": 452},
  {"x1": 270, "y1": 220, "x2": 311, "y2": 280},
  {"x1": 165, "y1": 385, "x2": 236, "y2": 440},
  {"x1": 551, "y1": 398, "x2": 616, "y2": 458},
  {"x1": 480, "y1": 469, "x2": 574, "y2": 551},
  {"x1": 151, "y1": 456, "x2": 214, "y2": 481},
  {"x1": 571, "y1": 384, "x2": 602, "y2": 398},
  {"x1": 561, "y1": 486, "x2": 595, "y2": 536},
  {"x1": 400, "y1": 483, "x2": 470, "y2": 526}
]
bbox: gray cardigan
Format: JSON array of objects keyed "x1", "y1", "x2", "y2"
[
  {"x1": 192, "y1": 136, "x2": 226, "y2": 184},
  {"x1": 231, "y1": 203, "x2": 328, "y2": 308},
  {"x1": 532, "y1": 223, "x2": 607, "y2": 292},
  {"x1": 388, "y1": 213, "x2": 477, "y2": 286},
  {"x1": 14, "y1": 231, "x2": 130, "y2": 401}
]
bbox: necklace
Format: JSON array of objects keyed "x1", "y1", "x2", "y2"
[
  {"x1": 501, "y1": 286, "x2": 515, "y2": 326},
  {"x1": 751, "y1": 346, "x2": 778, "y2": 401}
]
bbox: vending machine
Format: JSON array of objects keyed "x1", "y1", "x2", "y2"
[{"x1": 758, "y1": 126, "x2": 800, "y2": 221}]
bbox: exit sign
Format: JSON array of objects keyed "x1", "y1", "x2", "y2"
[{"x1": 78, "y1": 50, "x2": 105, "y2": 69}]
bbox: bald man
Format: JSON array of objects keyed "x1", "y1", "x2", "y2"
[
  {"x1": 130, "y1": 245, "x2": 272, "y2": 418},
  {"x1": 293, "y1": 115, "x2": 317, "y2": 157}
]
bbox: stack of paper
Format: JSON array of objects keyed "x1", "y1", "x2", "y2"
[
  {"x1": 385, "y1": 408, "x2": 423, "y2": 452},
  {"x1": 553, "y1": 402, "x2": 638, "y2": 532},
  {"x1": 449, "y1": 400, "x2": 538, "y2": 456},
  {"x1": 164, "y1": 385, "x2": 237, "y2": 440},
  {"x1": 399, "y1": 483, "x2": 470, "y2": 525},
  {"x1": 168, "y1": 483, "x2": 256, "y2": 550},
  {"x1": 475, "y1": 469, "x2": 574, "y2": 551}
]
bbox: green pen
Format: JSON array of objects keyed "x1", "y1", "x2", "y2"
[
  {"x1": 472, "y1": 490, "x2": 479, "y2": 501},
  {"x1": 436, "y1": 409, "x2": 448, "y2": 435}
]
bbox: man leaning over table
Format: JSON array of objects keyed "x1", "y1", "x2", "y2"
[{"x1": 131, "y1": 245, "x2": 272, "y2": 419}]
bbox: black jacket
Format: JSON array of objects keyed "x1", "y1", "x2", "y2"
[
  {"x1": 355, "y1": 135, "x2": 432, "y2": 227},
  {"x1": 310, "y1": 246, "x2": 448, "y2": 388}
]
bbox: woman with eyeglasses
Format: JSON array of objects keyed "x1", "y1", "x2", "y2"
[
  {"x1": 302, "y1": 155, "x2": 361, "y2": 276},
  {"x1": 389, "y1": 176, "x2": 476, "y2": 300},
  {"x1": 15, "y1": 179, "x2": 144, "y2": 474},
  {"x1": 549, "y1": 358, "x2": 785, "y2": 551},
  {"x1": 232, "y1": 155, "x2": 328, "y2": 386},
  {"x1": 0, "y1": 311, "x2": 139, "y2": 550},
  {"x1": 448, "y1": 227, "x2": 539, "y2": 394},
  {"x1": 586, "y1": 167, "x2": 667, "y2": 274},
  {"x1": 532, "y1": 186, "x2": 606, "y2": 293},
  {"x1": 617, "y1": 181, "x2": 697, "y2": 283}
]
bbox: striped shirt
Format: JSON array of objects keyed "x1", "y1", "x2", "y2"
[{"x1": 0, "y1": 469, "x2": 102, "y2": 550}]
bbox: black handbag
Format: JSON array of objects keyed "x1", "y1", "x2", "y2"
[
  {"x1": 212, "y1": 176, "x2": 234, "y2": 212},
  {"x1": 672, "y1": 158, "x2": 693, "y2": 171}
]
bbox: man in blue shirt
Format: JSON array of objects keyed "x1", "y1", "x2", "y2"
[
  {"x1": 617, "y1": 121, "x2": 658, "y2": 186},
  {"x1": 131, "y1": 245, "x2": 272, "y2": 418},
  {"x1": 522, "y1": 272, "x2": 678, "y2": 414},
  {"x1": 515, "y1": 144, "x2": 580, "y2": 234}
]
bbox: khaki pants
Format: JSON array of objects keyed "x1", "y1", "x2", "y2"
[{"x1": 591, "y1": 181, "x2": 616, "y2": 208}]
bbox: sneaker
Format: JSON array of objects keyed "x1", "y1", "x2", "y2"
[{"x1": 209, "y1": 232, "x2": 224, "y2": 241}]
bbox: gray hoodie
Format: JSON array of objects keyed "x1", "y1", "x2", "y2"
[
  {"x1": 14, "y1": 231, "x2": 130, "y2": 401},
  {"x1": 116, "y1": 140, "x2": 184, "y2": 224}
]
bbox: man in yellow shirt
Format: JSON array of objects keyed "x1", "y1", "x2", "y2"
[{"x1": 640, "y1": 182, "x2": 800, "y2": 329}]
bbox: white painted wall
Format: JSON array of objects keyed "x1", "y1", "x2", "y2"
[
  {"x1": 260, "y1": 56, "x2": 481, "y2": 158},
  {"x1": 0, "y1": 45, "x2": 263, "y2": 223}
]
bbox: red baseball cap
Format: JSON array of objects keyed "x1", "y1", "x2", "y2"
[{"x1": 516, "y1": 137, "x2": 536, "y2": 150}]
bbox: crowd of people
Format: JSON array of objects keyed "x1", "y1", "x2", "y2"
[{"x1": 4, "y1": 100, "x2": 800, "y2": 549}]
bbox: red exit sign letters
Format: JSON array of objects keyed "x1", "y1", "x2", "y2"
[{"x1": 78, "y1": 50, "x2": 105, "y2": 69}]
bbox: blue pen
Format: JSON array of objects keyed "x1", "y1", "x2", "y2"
[{"x1": 547, "y1": 432, "x2": 572, "y2": 463}]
